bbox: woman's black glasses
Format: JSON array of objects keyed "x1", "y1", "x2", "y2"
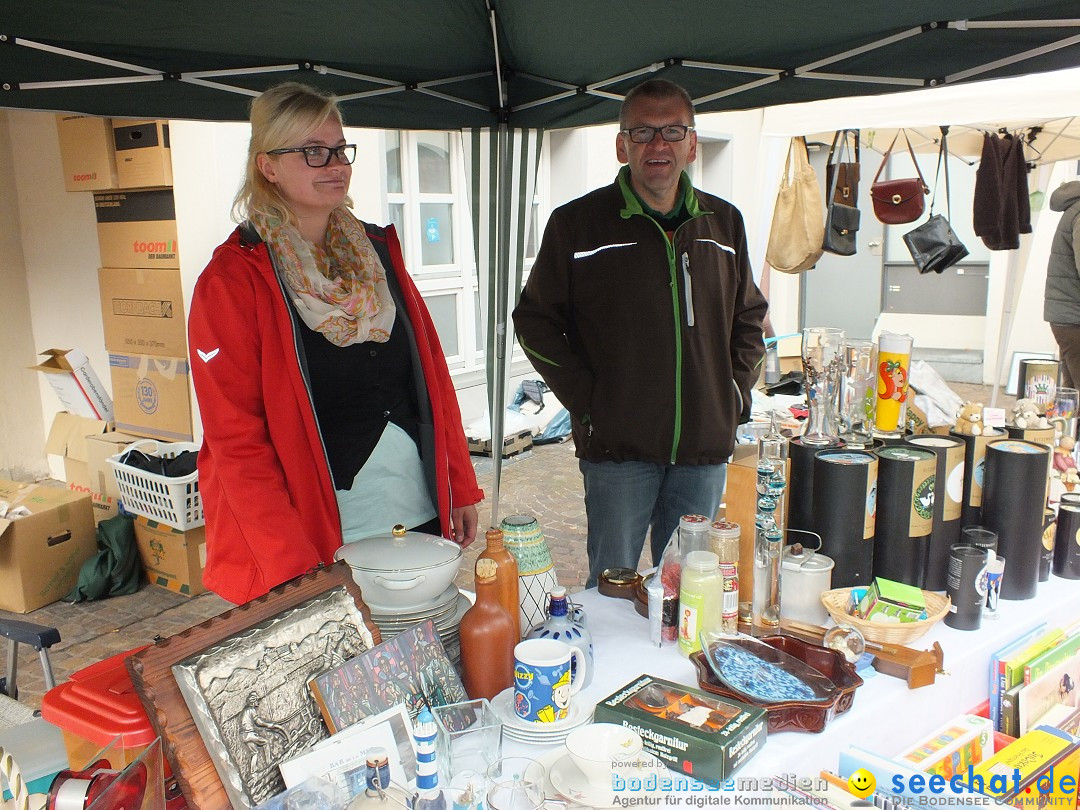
[{"x1": 266, "y1": 144, "x2": 357, "y2": 167}]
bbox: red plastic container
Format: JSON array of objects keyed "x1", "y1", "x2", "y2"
[
  {"x1": 968, "y1": 699, "x2": 1018, "y2": 753},
  {"x1": 40, "y1": 646, "x2": 159, "y2": 772}
]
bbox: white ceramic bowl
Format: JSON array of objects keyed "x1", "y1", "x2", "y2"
[
  {"x1": 334, "y1": 524, "x2": 462, "y2": 609},
  {"x1": 564, "y1": 723, "x2": 643, "y2": 786}
]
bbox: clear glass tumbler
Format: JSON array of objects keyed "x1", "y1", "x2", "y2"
[{"x1": 838, "y1": 339, "x2": 877, "y2": 448}]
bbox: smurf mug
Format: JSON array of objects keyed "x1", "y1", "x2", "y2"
[{"x1": 513, "y1": 639, "x2": 587, "y2": 723}]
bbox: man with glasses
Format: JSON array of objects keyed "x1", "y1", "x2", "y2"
[{"x1": 514, "y1": 79, "x2": 767, "y2": 587}]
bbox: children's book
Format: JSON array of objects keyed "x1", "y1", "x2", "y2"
[
  {"x1": 988, "y1": 623, "x2": 1047, "y2": 730},
  {"x1": 1017, "y1": 650, "x2": 1080, "y2": 735},
  {"x1": 996, "y1": 627, "x2": 1063, "y2": 731},
  {"x1": 1024, "y1": 631, "x2": 1080, "y2": 685},
  {"x1": 971, "y1": 727, "x2": 1080, "y2": 806}
]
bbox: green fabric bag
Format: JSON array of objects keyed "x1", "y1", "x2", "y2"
[{"x1": 64, "y1": 513, "x2": 141, "y2": 602}]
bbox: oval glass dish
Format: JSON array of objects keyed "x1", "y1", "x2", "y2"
[
  {"x1": 699, "y1": 633, "x2": 837, "y2": 704},
  {"x1": 691, "y1": 634, "x2": 863, "y2": 733}
]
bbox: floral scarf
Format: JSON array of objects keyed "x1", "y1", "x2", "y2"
[{"x1": 253, "y1": 208, "x2": 396, "y2": 346}]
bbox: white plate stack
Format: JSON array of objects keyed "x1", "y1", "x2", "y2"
[
  {"x1": 365, "y1": 584, "x2": 472, "y2": 670},
  {"x1": 490, "y1": 687, "x2": 595, "y2": 746}
]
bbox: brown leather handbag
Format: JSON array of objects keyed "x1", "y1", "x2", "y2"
[{"x1": 870, "y1": 130, "x2": 929, "y2": 225}]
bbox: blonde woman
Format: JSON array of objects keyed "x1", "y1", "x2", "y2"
[{"x1": 189, "y1": 83, "x2": 482, "y2": 604}]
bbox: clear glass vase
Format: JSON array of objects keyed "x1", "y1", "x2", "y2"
[{"x1": 801, "y1": 327, "x2": 845, "y2": 445}]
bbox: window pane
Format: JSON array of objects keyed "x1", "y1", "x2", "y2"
[
  {"x1": 385, "y1": 131, "x2": 403, "y2": 194},
  {"x1": 420, "y1": 202, "x2": 455, "y2": 265},
  {"x1": 388, "y1": 203, "x2": 405, "y2": 235},
  {"x1": 424, "y1": 294, "x2": 459, "y2": 356},
  {"x1": 417, "y1": 133, "x2": 452, "y2": 193}
]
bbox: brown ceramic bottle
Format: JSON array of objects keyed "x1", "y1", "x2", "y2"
[
  {"x1": 459, "y1": 558, "x2": 516, "y2": 700},
  {"x1": 477, "y1": 527, "x2": 521, "y2": 640}
]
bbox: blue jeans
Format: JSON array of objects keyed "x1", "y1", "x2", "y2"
[{"x1": 579, "y1": 459, "x2": 727, "y2": 587}]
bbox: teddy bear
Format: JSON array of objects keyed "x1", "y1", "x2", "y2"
[
  {"x1": 1012, "y1": 398, "x2": 1051, "y2": 430},
  {"x1": 953, "y1": 402, "x2": 983, "y2": 436}
]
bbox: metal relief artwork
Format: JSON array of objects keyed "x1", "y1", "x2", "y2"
[{"x1": 172, "y1": 588, "x2": 375, "y2": 809}]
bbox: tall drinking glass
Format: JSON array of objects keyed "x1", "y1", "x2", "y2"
[
  {"x1": 801, "y1": 327, "x2": 845, "y2": 446},
  {"x1": 838, "y1": 339, "x2": 877, "y2": 448},
  {"x1": 1049, "y1": 387, "x2": 1079, "y2": 439},
  {"x1": 875, "y1": 331, "x2": 914, "y2": 437}
]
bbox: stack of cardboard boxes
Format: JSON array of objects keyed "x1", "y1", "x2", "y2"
[{"x1": 50, "y1": 115, "x2": 205, "y2": 596}]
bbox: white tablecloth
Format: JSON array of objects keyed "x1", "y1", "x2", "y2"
[{"x1": 504, "y1": 573, "x2": 1080, "y2": 781}]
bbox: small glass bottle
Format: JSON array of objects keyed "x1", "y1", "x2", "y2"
[
  {"x1": 677, "y1": 550, "x2": 722, "y2": 657},
  {"x1": 526, "y1": 586, "x2": 594, "y2": 686},
  {"x1": 708, "y1": 521, "x2": 740, "y2": 635}
]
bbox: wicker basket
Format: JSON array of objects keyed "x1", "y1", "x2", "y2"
[{"x1": 820, "y1": 587, "x2": 951, "y2": 644}]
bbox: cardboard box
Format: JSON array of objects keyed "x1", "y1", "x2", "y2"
[
  {"x1": 31, "y1": 348, "x2": 114, "y2": 422},
  {"x1": 93, "y1": 189, "x2": 178, "y2": 269},
  {"x1": 112, "y1": 120, "x2": 172, "y2": 188},
  {"x1": 593, "y1": 674, "x2": 767, "y2": 781},
  {"x1": 133, "y1": 515, "x2": 206, "y2": 595},
  {"x1": 898, "y1": 713, "x2": 995, "y2": 778},
  {"x1": 44, "y1": 411, "x2": 111, "y2": 485},
  {"x1": 83, "y1": 431, "x2": 143, "y2": 524},
  {"x1": 55, "y1": 114, "x2": 119, "y2": 192},
  {"x1": 0, "y1": 479, "x2": 97, "y2": 613},
  {"x1": 857, "y1": 577, "x2": 927, "y2": 623},
  {"x1": 108, "y1": 353, "x2": 193, "y2": 442},
  {"x1": 98, "y1": 266, "x2": 186, "y2": 357}
]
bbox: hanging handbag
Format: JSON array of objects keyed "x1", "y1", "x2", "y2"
[
  {"x1": 765, "y1": 136, "x2": 824, "y2": 274},
  {"x1": 869, "y1": 130, "x2": 929, "y2": 225},
  {"x1": 822, "y1": 129, "x2": 860, "y2": 256},
  {"x1": 902, "y1": 129, "x2": 970, "y2": 274},
  {"x1": 825, "y1": 129, "x2": 860, "y2": 206}
]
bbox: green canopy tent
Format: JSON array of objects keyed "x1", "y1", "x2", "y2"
[{"x1": 5, "y1": 1, "x2": 1080, "y2": 518}]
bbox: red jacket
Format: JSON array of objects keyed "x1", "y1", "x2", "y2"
[{"x1": 188, "y1": 222, "x2": 483, "y2": 604}]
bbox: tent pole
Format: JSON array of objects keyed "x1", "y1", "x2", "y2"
[{"x1": 489, "y1": 122, "x2": 512, "y2": 526}]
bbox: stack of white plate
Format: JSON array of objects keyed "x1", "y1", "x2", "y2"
[
  {"x1": 490, "y1": 687, "x2": 595, "y2": 746},
  {"x1": 365, "y1": 584, "x2": 472, "y2": 669}
]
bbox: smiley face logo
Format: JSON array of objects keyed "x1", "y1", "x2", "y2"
[{"x1": 848, "y1": 768, "x2": 876, "y2": 799}]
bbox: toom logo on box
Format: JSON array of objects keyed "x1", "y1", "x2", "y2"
[
  {"x1": 132, "y1": 239, "x2": 178, "y2": 261},
  {"x1": 73, "y1": 171, "x2": 99, "y2": 183}
]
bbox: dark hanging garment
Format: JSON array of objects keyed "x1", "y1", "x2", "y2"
[{"x1": 973, "y1": 133, "x2": 1005, "y2": 250}]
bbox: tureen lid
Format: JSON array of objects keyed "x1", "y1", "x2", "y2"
[{"x1": 334, "y1": 523, "x2": 462, "y2": 572}]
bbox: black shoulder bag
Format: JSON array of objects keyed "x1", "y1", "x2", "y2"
[
  {"x1": 902, "y1": 128, "x2": 970, "y2": 274},
  {"x1": 822, "y1": 129, "x2": 860, "y2": 256}
]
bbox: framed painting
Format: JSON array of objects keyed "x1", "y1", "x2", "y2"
[{"x1": 127, "y1": 563, "x2": 381, "y2": 810}]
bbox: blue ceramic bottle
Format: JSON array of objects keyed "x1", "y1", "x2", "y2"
[{"x1": 525, "y1": 586, "x2": 593, "y2": 686}]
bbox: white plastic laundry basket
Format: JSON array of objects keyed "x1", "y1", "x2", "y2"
[{"x1": 105, "y1": 439, "x2": 203, "y2": 530}]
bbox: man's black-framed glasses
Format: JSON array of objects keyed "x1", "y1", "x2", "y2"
[
  {"x1": 266, "y1": 144, "x2": 357, "y2": 167},
  {"x1": 620, "y1": 125, "x2": 694, "y2": 144}
]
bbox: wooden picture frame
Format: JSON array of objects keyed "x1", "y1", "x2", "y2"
[{"x1": 127, "y1": 562, "x2": 381, "y2": 810}]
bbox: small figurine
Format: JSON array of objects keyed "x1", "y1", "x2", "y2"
[
  {"x1": 1064, "y1": 469, "x2": 1080, "y2": 492},
  {"x1": 953, "y1": 402, "x2": 983, "y2": 436},
  {"x1": 1012, "y1": 398, "x2": 1051, "y2": 430},
  {"x1": 1055, "y1": 435, "x2": 1078, "y2": 473}
]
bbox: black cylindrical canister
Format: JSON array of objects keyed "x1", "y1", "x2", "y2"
[
  {"x1": 812, "y1": 449, "x2": 878, "y2": 588},
  {"x1": 944, "y1": 543, "x2": 991, "y2": 631},
  {"x1": 905, "y1": 434, "x2": 966, "y2": 591},
  {"x1": 1041, "y1": 508, "x2": 1056, "y2": 582},
  {"x1": 788, "y1": 437, "x2": 842, "y2": 537},
  {"x1": 1053, "y1": 503, "x2": 1080, "y2": 580},
  {"x1": 873, "y1": 446, "x2": 936, "y2": 587},
  {"x1": 951, "y1": 427, "x2": 1007, "y2": 529},
  {"x1": 982, "y1": 439, "x2": 1050, "y2": 600},
  {"x1": 960, "y1": 525, "x2": 998, "y2": 556}
]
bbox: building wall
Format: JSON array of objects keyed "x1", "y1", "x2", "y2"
[{"x1": 0, "y1": 113, "x2": 49, "y2": 480}]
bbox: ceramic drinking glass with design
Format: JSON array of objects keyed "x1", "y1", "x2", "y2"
[
  {"x1": 838, "y1": 339, "x2": 877, "y2": 448},
  {"x1": 512, "y1": 638, "x2": 586, "y2": 723},
  {"x1": 875, "y1": 331, "x2": 914, "y2": 437},
  {"x1": 1050, "y1": 387, "x2": 1079, "y2": 439},
  {"x1": 801, "y1": 327, "x2": 845, "y2": 445}
]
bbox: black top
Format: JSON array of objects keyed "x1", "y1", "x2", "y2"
[{"x1": 298, "y1": 315, "x2": 422, "y2": 490}]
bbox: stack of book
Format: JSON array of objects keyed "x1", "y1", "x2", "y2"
[{"x1": 989, "y1": 621, "x2": 1080, "y2": 737}]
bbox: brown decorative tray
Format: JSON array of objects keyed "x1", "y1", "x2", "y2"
[{"x1": 690, "y1": 634, "x2": 862, "y2": 734}]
